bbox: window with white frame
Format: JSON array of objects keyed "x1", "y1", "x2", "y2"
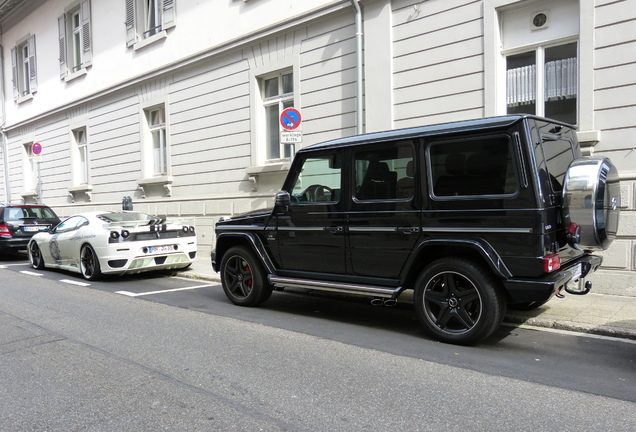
[
  {"x1": 499, "y1": 0, "x2": 579, "y2": 125},
  {"x1": 23, "y1": 143, "x2": 37, "y2": 192},
  {"x1": 260, "y1": 70, "x2": 294, "y2": 161},
  {"x1": 144, "y1": 105, "x2": 169, "y2": 176},
  {"x1": 72, "y1": 127, "x2": 90, "y2": 185},
  {"x1": 11, "y1": 35, "x2": 37, "y2": 101},
  {"x1": 125, "y1": 0, "x2": 176, "y2": 47},
  {"x1": 506, "y1": 42, "x2": 577, "y2": 125},
  {"x1": 58, "y1": 0, "x2": 93, "y2": 79}
]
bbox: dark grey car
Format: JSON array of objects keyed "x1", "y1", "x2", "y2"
[{"x1": 0, "y1": 205, "x2": 61, "y2": 253}]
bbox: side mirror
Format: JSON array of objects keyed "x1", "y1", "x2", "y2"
[{"x1": 275, "y1": 191, "x2": 291, "y2": 212}]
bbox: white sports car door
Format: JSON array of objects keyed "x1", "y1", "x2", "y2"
[{"x1": 50, "y1": 216, "x2": 87, "y2": 267}]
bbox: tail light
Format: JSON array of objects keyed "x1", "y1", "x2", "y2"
[
  {"x1": 543, "y1": 253, "x2": 561, "y2": 273},
  {"x1": 0, "y1": 224, "x2": 11, "y2": 238}
]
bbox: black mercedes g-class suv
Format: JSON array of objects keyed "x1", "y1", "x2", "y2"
[{"x1": 212, "y1": 115, "x2": 620, "y2": 345}]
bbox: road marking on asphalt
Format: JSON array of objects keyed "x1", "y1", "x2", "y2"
[
  {"x1": 0, "y1": 263, "x2": 31, "y2": 268},
  {"x1": 60, "y1": 279, "x2": 91, "y2": 287},
  {"x1": 115, "y1": 283, "x2": 215, "y2": 297},
  {"x1": 20, "y1": 270, "x2": 43, "y2": 276}
]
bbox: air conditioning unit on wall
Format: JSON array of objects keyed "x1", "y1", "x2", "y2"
[{"x1": 531, "y1": 11, "x2": 549, "y2": 30}]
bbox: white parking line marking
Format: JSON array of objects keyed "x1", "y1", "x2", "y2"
[
  {"x1": 60, "y1": 279, "x2": 91, "y2": 287},
  {"x1": 1, "y1": 263, "x2": 31, "y2": 268},
  {"x1": 20, "y1": 270, "x2": 43, "y2": 276},
  {"x1": 115, "y1": 283, "x2": 215, "y2": 297}
]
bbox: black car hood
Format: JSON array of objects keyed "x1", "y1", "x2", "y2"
[{"x1": 218, "y1": 207, "x2": 274, "y2": 225}]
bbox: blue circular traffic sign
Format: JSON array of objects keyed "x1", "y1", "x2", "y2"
[
  {"x1": 32, "y1": 142, "x2": 42, "y2": 155},
  {"x1": 280, "y1": 108, "x2": 302, "y2": 130}
]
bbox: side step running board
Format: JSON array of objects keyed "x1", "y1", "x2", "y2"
[{"x1": 269, "y1": 276, "x2": 401, "y2": 299}]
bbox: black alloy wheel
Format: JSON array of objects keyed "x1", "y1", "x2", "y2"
[
  {"x1": 80, "y1": 244, "x2": 102, "y2": 281},
  {"x1": 220, "y1": 246, "x2": 272, "y2": 307},
  {"x1": 414, "y1": 258, "x2": 506, "y2": 345},
  {"x1": 29, "y1": 242, "x2": 45, "y2": 270}
]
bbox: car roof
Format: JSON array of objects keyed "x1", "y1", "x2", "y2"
[{"x1": 299, "y1": 115, "x2": 573, "y2": 153}]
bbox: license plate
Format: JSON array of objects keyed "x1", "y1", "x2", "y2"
[
  {"x1": 147, "y1": 245, "x2": 174, "y2": 253},
  {"x1": 22, "y1": 226, "x2": 44, "y2": 232},
  {"x1": 571, "y1": 263, "x2": 583, "y2": 281}
]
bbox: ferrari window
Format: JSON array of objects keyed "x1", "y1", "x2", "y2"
[{"x1": 55, "y1": 216, "x2": 87, "y2": 233}]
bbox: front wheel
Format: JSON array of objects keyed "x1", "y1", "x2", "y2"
[
  {"x1": 80, "y1": 244, "x2": 102, "y2": 281},
  {"x1": 28, "y1": 241, "x2": 45, "y2": 270},
  {"x1": 413, "y1": 258, "x2": 506, "y2": 345},
  {"x1": 220, "y1": 246, "x2": 273, "y2": 307}
]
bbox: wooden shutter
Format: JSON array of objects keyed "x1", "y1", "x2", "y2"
[
  {"x1": 27, "y1": 35, "x2": 37, "y2": 94},
  {"x1": 163, "y1": 0, "x2": 175, "y2": 30},
  {"x1": 10, "y1": 46, "x2": 18, "y2": 101},
  {"x1": 125, "y1": 0, "x2": 136, "y2": 47},
  {"x1": 58, "y1": 14, "x2": 67, "y2": 79},
  {"x1": 81, "y1": 0, "x2": 92, "y2": 67}
]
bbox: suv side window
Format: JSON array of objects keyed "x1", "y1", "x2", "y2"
[
  {"x1": 354, "y1": 141, "x2": 415, "y2": 201},
  {"x1": 429, "y1": 135, "x2": 518, "y2": 198},
  {"x1": 289, "y1": 153, "x2": 342, "y2": 204}
]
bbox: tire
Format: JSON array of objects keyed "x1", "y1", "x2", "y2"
[
  {"x1": 413, "y1": 258, "x2": 506, "y2": 345},
  {"x1": 28, "y1": 241, "x2": 45, "y2": 270},
  {"x1": 220, "y1": 246, "x2": 273, "y2": 307},
  {"x1": 80, "y1": 244, "x2": 102, "y2": 281}
]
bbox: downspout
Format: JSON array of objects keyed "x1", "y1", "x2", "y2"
[
  {"x1": 351, "y1": 0, "x2": 364, "y2": 135},
  {"x1": 0, "y1": 45, "x2": 9, "y2": 204}
]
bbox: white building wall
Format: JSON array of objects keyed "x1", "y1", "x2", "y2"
[{"x1": 0, "y1": 0, "x2": 635, "y2": 294}]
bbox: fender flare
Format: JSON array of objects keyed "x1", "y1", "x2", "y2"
[
  {"x1": 405, "y1": 238, "x2": 513, "y2": 280},
  {"x1": 214, "y1": 231, "x2": 276, "y2": 274}
]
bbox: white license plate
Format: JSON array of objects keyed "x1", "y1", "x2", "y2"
[
  {"x1": 147, "y1": 245, "x2": 174, "y2": 253},
  {"x1": 22, "y1": 226, "x2": 43, "y2": 232},
  {"x1": 571, "y1": 263, "x2": 583, "y2": 281}
]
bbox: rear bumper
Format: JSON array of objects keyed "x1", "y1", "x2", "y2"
[
  {"x1": 503, "y1": 255, "x2": 602, "y2": 302},
  {"x1": 0, "y1": 238, "x2": 30, "y2": 252}
]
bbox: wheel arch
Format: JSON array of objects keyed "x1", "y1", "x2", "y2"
[
  {"x1": 401, "y1": 239, "x2": 511, "y2": 289},
  {"x1": 214, "y1": 232, "x2": 275, "y2": 274}
]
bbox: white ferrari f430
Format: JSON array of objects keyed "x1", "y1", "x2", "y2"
[{"x1": 27, "y1": 211, "x2": 197, "y2": 280}]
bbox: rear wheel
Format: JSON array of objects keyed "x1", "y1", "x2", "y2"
[
  {"x1": 28, "y1": 242, "x2": 45, "y2": 270},
  {"x1": 80, "y1": 244, "x2": 102, "y2": 281},
  {"x1": 414, "y1": 258, "x2": 506, "y2": 345},
  {"x1": 220, "y1": 246, "x2": 272, "y2": 306}
]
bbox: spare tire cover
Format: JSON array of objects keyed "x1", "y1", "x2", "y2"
[{"x1": 562, "y1": 157, "x2": 620, "y2": 251}]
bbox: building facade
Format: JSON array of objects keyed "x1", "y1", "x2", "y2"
[{"x1": 0, "y1": 0, "x2": 634, "y2": 296}]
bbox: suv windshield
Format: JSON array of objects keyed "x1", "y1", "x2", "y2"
[{"x1": 3, "y1": 206, "x2": 58, "y2": 221}]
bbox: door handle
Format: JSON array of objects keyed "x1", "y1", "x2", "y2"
[
  {"x1": 326, "y1": 226, "x2": 344, "y2": 234},
  {"x1": 398, "y1": 227, "x2": 420, "y2": 235}
]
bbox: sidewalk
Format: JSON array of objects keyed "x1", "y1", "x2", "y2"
[{"x1": 185, "y1": 248, "x2": 636, "y2": 341}]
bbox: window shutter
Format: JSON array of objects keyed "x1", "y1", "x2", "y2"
[
  {"x1": 81, "y1": 0, "x2": 92, "y2": 67},
  {"x1": 125, "y1": 0, "x2": 136, "y2": 47},
  {"x1": 58, "y1": 14, "x2": 67, "y2": 79},
  {"x1": 27, "y1": 35, "x2": 37, "y2": 94},
  {"x1": 163, "y1": 0, "x2": 175, "y2": 30},
  {"x1": 10, "y1": 46, "x2": 18, "y2": 101}
]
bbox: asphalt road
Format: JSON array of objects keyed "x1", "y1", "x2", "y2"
[{"x1": 1, "y1": 254, "x2": 635, "y2": 431}]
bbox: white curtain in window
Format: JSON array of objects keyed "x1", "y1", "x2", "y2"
[{"x1": 507, "y1": 57, "x2": 577, "y2": 107}]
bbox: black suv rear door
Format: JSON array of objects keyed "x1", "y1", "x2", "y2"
[{"x1": 347, "y1": 140, "x2": 421, "y2": 281}]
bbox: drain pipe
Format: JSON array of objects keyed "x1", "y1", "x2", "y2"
[
  {"x1": 351, "y1": 0, "x2": 364, "y2": 135},
  {"x1": 0, "y1": 46, "x2": 9, "y2": 204}
]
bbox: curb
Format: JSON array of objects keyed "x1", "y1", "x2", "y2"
[{"x1": 504, "y1": 313, "x2": 636, "y2": 340}]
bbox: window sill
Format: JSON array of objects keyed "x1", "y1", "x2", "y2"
[
  {"x1": 20, "y1": 190, "x2": 38, "y2": 201},
  {"x1": 64, "y1": 68, "x2": 88, "y2": 83},
  {"x1": 68, "y1": 185, "x2": 92, "y2": 202},
  {"x1": 137, "y1": 175, "x2": 173, "y2": 198},
  {"x1": 133, "y1": 30, "x2": 167, "y2": 51},
  {"x1": 16, "y1": 93, "x2": 34, "y2": 104},
  {"x1": 245, "y1": 162, "x2": 291, "y2": 192},
  {"x1": 577, "y1": 130, "x2": 600, "y2": 156}
]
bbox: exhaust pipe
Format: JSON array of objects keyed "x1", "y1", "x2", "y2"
[{"x1": 371, "y1": 298, "x2": 398, "y2": 307}]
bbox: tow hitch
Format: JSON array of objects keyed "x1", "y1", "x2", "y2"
[{"x1": 564, "y1": 279, "x2": 592, "y2": 296}]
